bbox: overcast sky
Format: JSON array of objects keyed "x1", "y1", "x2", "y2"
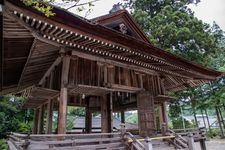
[
  {"x1": 189, "y1": 0, "x2": 225, "y2": 31},
  {"x1": 69, "y1": 0, "x2": 225, "y2": 31}
]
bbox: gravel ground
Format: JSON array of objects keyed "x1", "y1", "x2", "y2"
[
  {"x1": 152, "y1": 139, "x2": 225, "y2": 150},
  {"x1": 195, "y1": 139, "x2": 225, "y2": 150}
]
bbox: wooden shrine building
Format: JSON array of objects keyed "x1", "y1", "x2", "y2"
[{"x1": 1, "y1": 0, "x2": 223, "y2": 137}]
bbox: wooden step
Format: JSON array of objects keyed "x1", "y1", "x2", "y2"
[{"x1": 175, "y1": 138, "x2": 188, "y2": 148}]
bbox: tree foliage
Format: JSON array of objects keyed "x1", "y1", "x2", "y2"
[
  {"x1": 0, "y1": 96, "x2": 32, "y2": 138},
  {"x1": 126, "y1": 0, "x2": 225, "y2": 130},
  {"x1": 22, "y1": 0, "x2": 99, "y2": 17},
  {"x1": 127, "y1": 0, "x2": 224, "y2": 65}
]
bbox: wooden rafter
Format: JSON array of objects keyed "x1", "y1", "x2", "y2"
[
  {"x1": 71, "y1": 50, "x2": 158, "y2": 76},
  {"x1": 4, "y1": 2, "x2": 221, "y2": 80},
  {"x1": 2, "y1": 0, "x2": 223, "y2": 95},
  {"x1": 17, "y1": 38, "x2": 37, "y2": 90},
  {"x1": 38, "y1": 56, "x2": 62, "y2": 86}
]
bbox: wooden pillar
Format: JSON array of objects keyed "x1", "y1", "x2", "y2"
[
  {"x1": 158, "y1": 102, "x2": 168, "y2": 133},
  {"x1": 101, "y1": 93, "x2": 113, "y2": 133},
  {"x1": 101, "y1": 95, "x2": 108, "y2": 133},
  {"x1": 37, "y1": 105, "x2": 44, "y2": 134},
  {"x1": 158, "y1": 105, "x2": 164, "y2": 129},
  {"x1": 108, "y1": 93, "x2": 113, "y2": 132},
  {"x1": 121, "y1": 110, "x2": 125, "y2": 123},
  {"x1": 137, "y1": 92, "x2": 155, "y2": 137},
  {"x1": 58, "y1": 54, "x2": 70, "y2": 134},
  {"x1": 85, "y1": 98, "x2": 92, "y2": 133},
  {"x1": 32, "y1": 108, "x2": 39, "y2": 134},
  {"x1": 0, "y1": 1, "x2": 3, "y2": 92},
  {"x1": 46, "y1": 99, "x2": 53, "y2": 134},
  {"x1": 161, "y1": 102, "x2": 168, "y2": 126}
]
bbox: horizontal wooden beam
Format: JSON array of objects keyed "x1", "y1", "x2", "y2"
[{"x1": 110, "y1": 84, "x2": 143, "y2": 93}]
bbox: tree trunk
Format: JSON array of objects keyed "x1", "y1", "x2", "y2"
[
  {"x1": 205, "y1": 109, "x2": 211, "y2": 130},
  {"x1": 215, "y1": 106, "x2": 224, "y2": 138},
  {"x1": 193, "y1": 108, "x2": 198, "y2": 128},
  {"x1": 201, "y1": 109, "x2": 206, "y2": 128},
  {"x1": 191, "y1": 98, "x2": 199, "y2": 128},
  {"x1": 223, "y1": 103, "x2": 225, "y2": 112},
  {"x1": 218, "y1": 107, "x2": 225, "y2": 129}
]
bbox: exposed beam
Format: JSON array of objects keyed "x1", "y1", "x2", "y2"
[
  {"x1": 38, "y1": 56, "x2": 62, "y2": 85},
  {"x1": 4, "y1": 56, "x2": 27, "y2": 61},
  {"x1": 5, "y1": 6, "x2": 212, "y2": 80},
  {"x1": 5, "y1": 1, "x2": 222, "y2": 80},
  {"x1": 71, "y1": 50, "x2": 158, "y2": 76},
  {"x1": 5, "y1": 5, "x2": 191, "y2": 79},
  {"x1": 17, "y1": 38, "x2": 37, "y2": 89},
  {"x1": 110, "y1": 84, "x2": 143, "y2": 93},
  {"x1": 4, "y1": 10, "x2": 61, "y2": 47}
]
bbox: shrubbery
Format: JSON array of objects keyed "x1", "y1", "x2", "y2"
[
  {"x1": 207, "y1": 128, "x2": 221, "y2": 138},
  {"x1": 0, "y1": 139, "x2": 8, "y2": 150}
]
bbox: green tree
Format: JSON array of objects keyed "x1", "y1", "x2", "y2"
[
  {"x1": 129, "y1": 2, "x2": 221, "y2": 65},
  {"x1": 22, "y1": 0, "x2": 99, "y2": 17},
  {"x1": 126, "y1": 0, "x2": 225, "y2": 131},
  {"x1": 0, "y1": 96, "x2": 32, "y2": 138}
]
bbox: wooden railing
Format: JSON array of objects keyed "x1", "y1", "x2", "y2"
[
  {"x1": 8, "y1": 126, "x2": 207, "y2": 150},
  {"x1": 66, "y1": 127, "x2": 119, "y2": 134},
  {"x1": 8, "y1": 132, "x2": 126, "y2": 150},
  {"x1": 166, "y1": 127, "x2": 207, "y2": 150},
  {"x1": 166, "y1": 129, "x2": 189, "y2": 149},
  {"x1": 123, "y1": 132, "x2": 145, "y2": 150}
]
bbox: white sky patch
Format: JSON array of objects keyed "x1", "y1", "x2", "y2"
[
  {"x1": 68, "y1": 0, "x2": 123, "y2": 19},
  {"x1": 58, "y1": 0, "x2": 225, "y2": 31},
  {"x1": 189, "y1": 0, "x2": 225, "y2": 31}
]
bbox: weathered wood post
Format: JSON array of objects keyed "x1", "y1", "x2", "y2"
[
  {"x1": 187, "y1": 133, "x2": 195, "y2": 150},
  {"x1": 162, "y1": 102, "x2": 169, "y2": 126},
  {"x1": 101, "y1": 93, "x2": 113, "y2": 133},
  {"x1": 121, "y1": 110, "x2": 125, "y2": 124},
  {"x1": 46, "y1": 99, "x2": 53, "y2": 134},
  {"x1": 144, "y1": 137, "x2": 153, "y2": 150},
  {"x1": 58, "y1": 53, "x2": 70, "y2": 134},
  {"x1": 199, "y1": 127, "x2": 206, "y2": 150},
  {"x1": 161, "y1": 123, "x2": 167, "y2": 136},
  {"x1": 37, "y1": 105, "x2": 44, "y2": 134},
  {"x1": 32, "y1": 108, "x2": 39, "y2": 134},
  {"x1": 101, "y1": 95, "x2": 108, "y2": 133},
  {"x1": 120, "y1": 123, "x2": 126, "y2": 136},
  {"x1": 0, "y1": 0, "x2": 3, "y2": 93},
  {"x1": 85, "y1": 98, "x2": 92, "y2": 133}
]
